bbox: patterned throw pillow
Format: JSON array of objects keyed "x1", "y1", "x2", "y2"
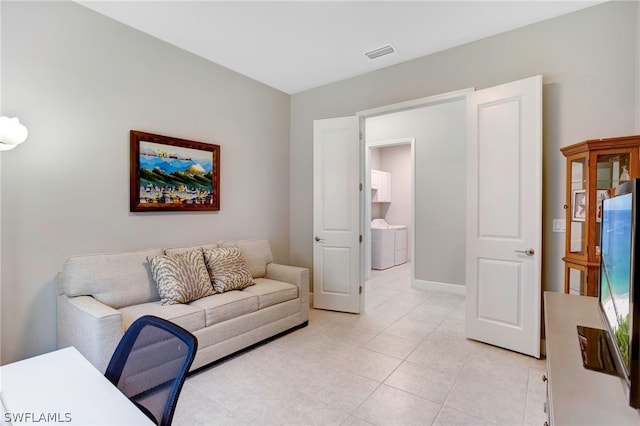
[
  {"x1": 203, "y1": 247, "x2": 255, "y2": 293},
  {"x1": 148, "y1": 248, "x2": 215, "y2": 305}
]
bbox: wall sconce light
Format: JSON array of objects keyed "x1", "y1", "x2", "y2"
[{"x1": 0, "y1": 116, "x2": 28, "y2": 151}]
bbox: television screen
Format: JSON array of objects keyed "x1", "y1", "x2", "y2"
[
  {"x1": 598, "y1": 179, "x2": 640, "y2": 409},
  {"x1": 600, "y1": 191, "x2": 633, "y2": 374}
]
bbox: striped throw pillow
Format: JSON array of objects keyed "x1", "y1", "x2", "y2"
[
  {"x1": 203, "y1": 247, "x2": 255, "y2": 293},
  {"x1": 148, "y1": 248, "x2": 215, "y2": 305}
]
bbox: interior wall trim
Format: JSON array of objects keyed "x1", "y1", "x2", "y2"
[{"x1": 412, "y1": 278, "x2": 465, "y2": 295}]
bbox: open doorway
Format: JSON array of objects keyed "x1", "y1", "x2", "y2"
[
  {"x1": 364, "y1": 139, "x2": 414, "y2": 282},
  {"x1": 360, "y1": 96, "x2": 468, "y2": 294}
]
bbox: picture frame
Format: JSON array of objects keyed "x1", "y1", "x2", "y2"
[
  {"x1": 130, "y1": 130, "x2": 220, "y2": 212},
  {"x1": 596, "y1": 189, "x2": 609, "y2": 223},
  {"x1": 572, "y1": 189, "x2": 586, "y2": 222}
]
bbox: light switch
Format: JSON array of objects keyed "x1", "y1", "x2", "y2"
[{"x1": 553, "y1": 219, "x2": 566, "y2": 233}]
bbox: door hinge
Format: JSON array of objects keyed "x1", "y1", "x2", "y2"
[
  {"x1": 360, "y1": 183, "x2": 363, "y2": 191},
  {"x1": 359, "y1": 131, "x2": 363, "y2": 141},
  {"x1": 359, "y1": 286, "x2": 362, "y2": 294},
  {"x1": 359, "y1": 234, "x2": 363, "y2": 243}
]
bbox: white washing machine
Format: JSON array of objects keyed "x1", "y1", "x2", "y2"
[
  {"x1": 371, "y1": 226, "x2": 395, "y2": 270},
  {"x1": 371, "y1": 219, "x2": 408, "y2": 269},
  {"x1": 393, "y1": 226, "x2": 408, "y2": 265}
]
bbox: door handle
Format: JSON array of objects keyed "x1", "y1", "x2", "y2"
[
  {"x1": 315, "y1": 236, "x2": 325, "y2": 242},
  {"x1": 514, "y1": 248, "x2": 535, "y2": 256}
]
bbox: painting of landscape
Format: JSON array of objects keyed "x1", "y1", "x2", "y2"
[{"x1": 130, "y1": 131, "x2": 220, "y2": 211}]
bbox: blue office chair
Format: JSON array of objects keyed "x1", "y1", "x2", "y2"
[{"x1": 105, "y1": 315, "x2": 198, "y2": 426}]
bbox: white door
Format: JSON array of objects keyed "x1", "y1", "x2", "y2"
[
  {"x1": 465, "y1": 75, "x2": 543, "y2": 358},
  {"x1": 313, "y1": 117, "x2": 362, "y2": 313}
]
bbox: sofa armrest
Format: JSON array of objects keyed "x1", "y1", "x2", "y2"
[
  {"x1": 266, "y1": 263, "x2": 309, "y2": 321},
  {"x1": 57, "y1": 293, "x2": 123, "y2": 373}
]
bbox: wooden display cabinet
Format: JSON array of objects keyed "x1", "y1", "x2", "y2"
[{"x1": 560, "y1": 135, "x2": 640, "y2": 296}]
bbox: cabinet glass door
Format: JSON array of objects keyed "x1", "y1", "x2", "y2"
[
  {"x1": 595, "y1": 153, "x2": 630, "y2": 254},
  {"x1": 569, "y1": 158, "x2": 586, "y2": 256},
  {"x1": 567, "y1": 265, "x2": 585, "y2": 295}
]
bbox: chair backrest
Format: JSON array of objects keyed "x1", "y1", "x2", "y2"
[{"x1": 105, "y1": 315, "x2": 197, "y2": 426}]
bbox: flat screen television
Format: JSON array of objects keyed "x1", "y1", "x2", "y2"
[{"x1": 596, "y1": 179, "x2": 640, "y2": 408}]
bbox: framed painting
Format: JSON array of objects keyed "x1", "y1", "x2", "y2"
[{"x1": 130, "y1": 130, "x2": 220, "y2": 212}]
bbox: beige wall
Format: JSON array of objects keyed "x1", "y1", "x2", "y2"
[
  {"x1": 291, "y1": 1, "x2": 639, "y2": 293},
  {"x1": 1, "y1": 1, "x2": 291, "y2": 364}
]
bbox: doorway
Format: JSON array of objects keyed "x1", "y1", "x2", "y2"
[
  {"x1": 365, "y1": 139, "x2": 414, "y2": 282},
  {"x1": 359, "y1": 92, "x2": 469, "y2": 291}
]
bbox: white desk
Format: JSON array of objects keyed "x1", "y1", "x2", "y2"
[
  {"x1": 0, "y1": 346, "x2": 154, "y2": 425},
  {"x1": 544, "y1": 292, "x2": 640, "y2": 425}
]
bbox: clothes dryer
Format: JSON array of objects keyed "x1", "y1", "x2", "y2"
[{"x1": 371, "y1": 219, "x2": 408, "y2": 269}]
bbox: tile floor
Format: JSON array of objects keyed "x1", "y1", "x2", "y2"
[{"x1": 174, "y1": 263, "x2": 548, "y2": 426}]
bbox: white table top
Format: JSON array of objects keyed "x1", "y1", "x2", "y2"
[
  {"x1": 544, "y1": 292, "x2": 640, "y2": 425},
  {"x1": 0, "y1": 346, "x2": 154, "y2": 425}
]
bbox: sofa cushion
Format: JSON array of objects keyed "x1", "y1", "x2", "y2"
[
  {"x1": 193, "y1": 299, "x2": 301, "y2": 350},
  {"x1": 189, "y1": 291, "x2": 258, "y2": 327},
  {"x1": 164, "y1": 243, "x2": 219, "y2": 255},
  {"x1": 119, "y1": 302, "x2": 205, "y2": 332},
  {"x1": 243, "y1": 278, "x2": 298, "y2": 309},
  {"x1": 203, "y1": 247, "x2": 255, "y2": 293},
  {"x1": 63, "y1": 248, "x2": 162, "y2": 309},
  {"x1": 148, "y1": 249, "x2": 215, "y2": 305},
  {"x1": 218, "y1": 239, "x2": 273, "y2": 278}
]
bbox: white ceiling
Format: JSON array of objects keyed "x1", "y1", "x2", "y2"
[{"x1": 77, "y1": 1, "x2": 604, "y2": 94}]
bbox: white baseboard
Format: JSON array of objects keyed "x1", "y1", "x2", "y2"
[{"x1": 412, "y1": 279, "x2": 466, "y2": 295}]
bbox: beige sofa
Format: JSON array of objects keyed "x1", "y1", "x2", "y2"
[{"x1": 56, "y1": 239, "x2": 309, "y2": 373}]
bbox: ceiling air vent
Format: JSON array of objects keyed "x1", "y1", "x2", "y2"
[{"x1": 365, "y1": 45, "x2": 396, "y2": 60}]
